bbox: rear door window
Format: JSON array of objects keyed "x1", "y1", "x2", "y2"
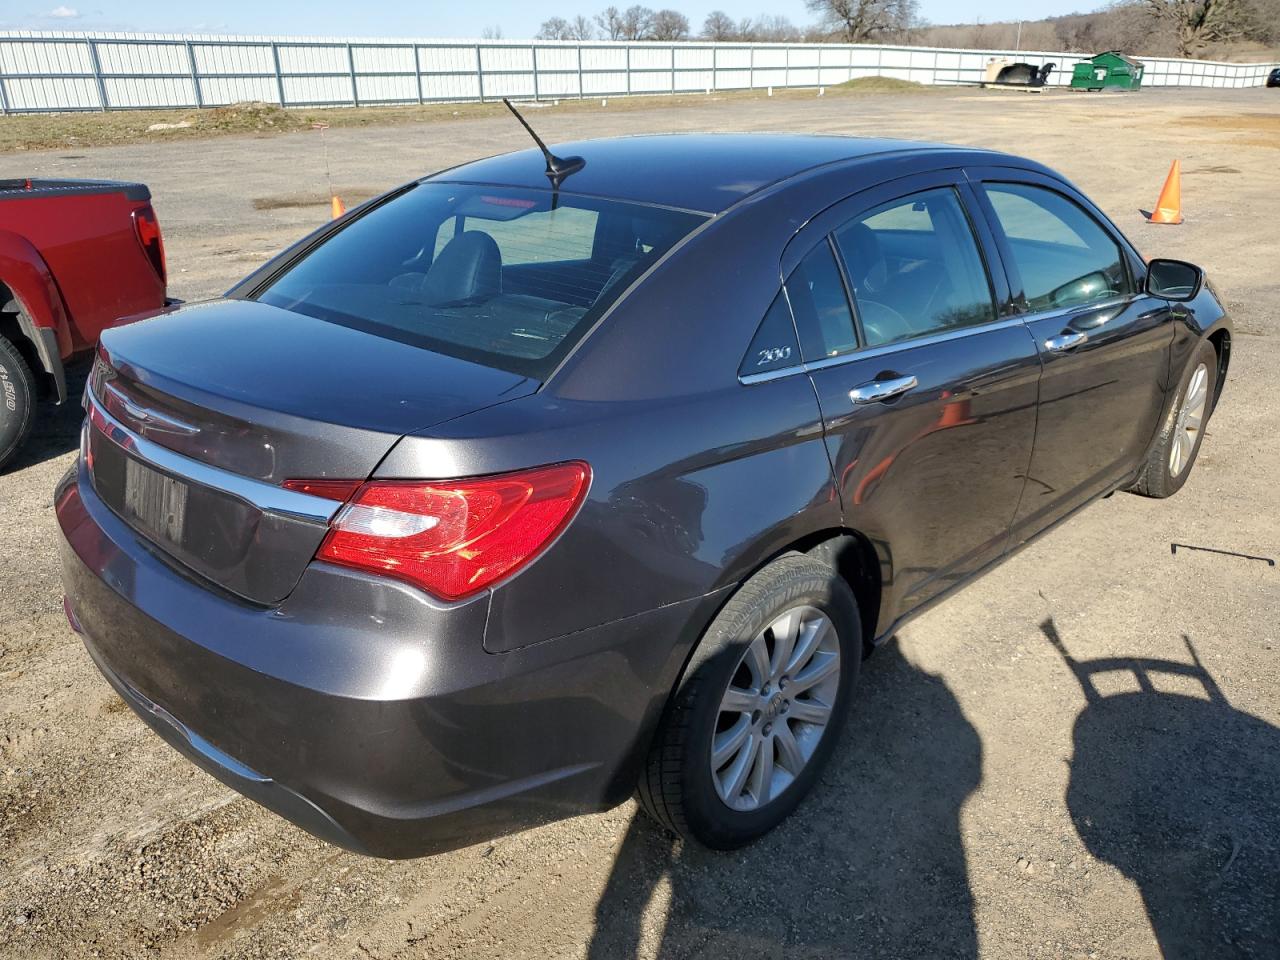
[
  {"x1": 833, "y1": 188, "x2": 996, "y2": 348},
  {"x1": 982, "y1": 182, "x2": 1132, "y2": 312},
  {"x1": 258, "y1": 183, "x2": 705, "y2": 379}
]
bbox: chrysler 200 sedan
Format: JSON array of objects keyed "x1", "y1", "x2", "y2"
[{"x1": 58, "y1": 133, "x2": 1230, "y2": 858}]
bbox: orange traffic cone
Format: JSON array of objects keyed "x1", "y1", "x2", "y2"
[
  {"x1": 330, "y1": 195, "x2": 346, "y2": 219},
  {"x1": 1147, "y1": 160, "x2": 1183, "y2": 225}
]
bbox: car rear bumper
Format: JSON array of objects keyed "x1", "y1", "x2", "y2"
[{"x1": 57, "y1": 461, "x2": 723, "y2": 858}]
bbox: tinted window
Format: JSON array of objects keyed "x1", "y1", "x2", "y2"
[
  {"x1": 258, "y1": 184, "x2": 705, "y2": 379},
  {"x1": 739, "y1": 290, "x2": 800, "y2": 377},
  {"x1": 834, "y1": 188, "x2": 996, "y2": 348},
  {"x1": 787, "y1": 241, "x2": 857, "y2": 360},
  {"x1": 435, "y1": 206, "x2": 599, "y2": 264},
  {"x1": 983, "y1": 183, "x2": 1131, "y2": 312}
]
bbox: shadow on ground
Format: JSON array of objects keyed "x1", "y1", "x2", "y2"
[
  {"x1": 1046, "y1": 618, "x2": 1280, "y2": 959},
  {"x1": 587, "y1": 625, "x2": 1280, "y2": 959},
  {"x1": 588, "y1": 640, "x2": 982, "y2": 960}
]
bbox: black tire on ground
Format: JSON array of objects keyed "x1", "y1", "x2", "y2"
[
  {"x1": 0, "y1": 333, "x2": 38, "y2": 473},
  {"x1": 638, "y1": 553, "x2": 861, "y2": 849},
  {"x1": 1130, "y1": 338, "x2": 1219, "y2": 499}
]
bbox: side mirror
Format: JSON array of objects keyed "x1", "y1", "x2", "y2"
[{"x1": 1145, "y1": 258, "x2": 1203, "y2": 302}]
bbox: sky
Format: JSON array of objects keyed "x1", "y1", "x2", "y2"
[{"x1": 0, "y1": 1, "x2": 1097, "y2": 37}]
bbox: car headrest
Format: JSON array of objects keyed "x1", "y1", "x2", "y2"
[
  {"x1": 841, "y1": 222, "x2": 888, "y2": 294},
  {"x1": 423, "y1": 231, "x2": 502, "y2": 304}
]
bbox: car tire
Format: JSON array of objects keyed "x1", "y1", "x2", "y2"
[
  {"x1": 638, "y1": 553, "x2": 861, "y2": 849},
  {"x1": 0, "y1": 333, "x2": 37, "y2": 473},
  {"x1": 1130, "y1": 339, "x2": 1218, "y2": 499}
]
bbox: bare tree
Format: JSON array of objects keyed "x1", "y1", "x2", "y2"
[
  {"x1": 596, "y1": 5, "x2": 625, "y2": 39},
  {"x1": 804, "y1": 0, "x2": 920, "y2": 42},
  {"x1": 1054, "y1": 13, "x2": 1098, "y2": 51},
  {"x1": 569, "y1": 14, "x2": 596, "y2": 39},
  {"x1": 701, "y1": 9, "x2": 736, "y2": 40},
  {"x1": 754, "y1": 14, "x2": 803, "y2": 41},
  {"x1": 537, "y1": 16, "x2": 573, "y2": 39},
  {"x1": 651, "y1": 9, "x2": 690, "y2": 40},
  {"x1": 1143, "y1": 0, "x2": 1243, "y2": 54},
  {"x1": 620, "y1": 5, "x2": 657, "y2": 39},
  {"x1": 1241, "y1": 0, "x2": 1280, "y2": 42},
  {"x1": 481, "y1": 25, "x2": 504, "y2": 39}
]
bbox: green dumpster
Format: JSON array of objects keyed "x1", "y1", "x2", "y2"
[{"x1": 1070, "y1": 51, "x2": 1144, "y2": 91}]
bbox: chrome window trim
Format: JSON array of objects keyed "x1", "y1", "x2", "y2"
[
  {"x1": 85, "y1": 392, "x2": 340, "y2": 524},
  {"x1": 1013, "y1": 293, "x2": 1137, "y2": 326},
  {"x1": 738, "y1": 314, "x2": 1030, "y2": 385}
]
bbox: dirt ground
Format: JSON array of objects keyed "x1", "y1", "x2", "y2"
[{"x1": 1, "y1": 87, "x2": 1278, "y2": 959}]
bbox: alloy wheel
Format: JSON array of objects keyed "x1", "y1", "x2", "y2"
[
  {"x1": 1169, "y1": 362, "x2": 1209, "y2": 478},
  {"x1": 710, "y1": 604, "x2": 842, "y2": 811}
]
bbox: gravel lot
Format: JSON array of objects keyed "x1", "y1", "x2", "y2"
[{"x1": 1, "y1": 87, "x2": 1277, "y2": 959}]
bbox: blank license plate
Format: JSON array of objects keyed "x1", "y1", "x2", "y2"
[{"x1": 123, "y1": 456, "x2": 188, "y2": 545}]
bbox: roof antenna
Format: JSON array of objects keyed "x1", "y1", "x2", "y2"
[{"x1": 502, "y1": 98, "x2": 585, "y2": 187}]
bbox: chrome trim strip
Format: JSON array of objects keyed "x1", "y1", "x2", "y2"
[
  {"x1": 738, "y1": 315, "x2": 1030, "y2": 385},
  {"x1": 85, "y1": 393, "x2": 339, "y2": 523},
  {"x1": 739, "y1": 364, "x2": 806, "y2": 385},
  {"x1": 1015, "y1": 294, "x2": 1134, "y2": 326}
]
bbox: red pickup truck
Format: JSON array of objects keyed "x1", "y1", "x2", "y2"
[{"x1": 0, "y1": 178, "x2": 168, "y2": 471}]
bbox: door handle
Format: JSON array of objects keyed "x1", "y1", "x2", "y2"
[
  {"x1": 1044, "y1": 330, "x2": 1088, "y2": 353},
  {"x1": 849, "y1": 374, "x2": 918, "y2": 405}
]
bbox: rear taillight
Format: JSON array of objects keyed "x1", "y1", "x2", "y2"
[
  {"x1": 132, "y1": 204, "x2": 166, "y2": 284},
  {"x1": 284, "y1": 462, "x2": 590, "y2": 601}
]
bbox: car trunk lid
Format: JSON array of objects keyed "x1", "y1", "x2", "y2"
[{"x1": 85, "y1": 298, "x2": 537, "y2": 605}]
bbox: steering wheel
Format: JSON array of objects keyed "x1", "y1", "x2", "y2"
[
  {"x1": 858, "y1": 298, "x2": 916, "y2": 346},
  {"x1": 1048, "y1": 271, "x2": 1121, "y2": 309}
]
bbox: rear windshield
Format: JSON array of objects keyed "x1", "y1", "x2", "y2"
[{"x1": 256, "y1": 183, "x2": 706, "y2": 379}]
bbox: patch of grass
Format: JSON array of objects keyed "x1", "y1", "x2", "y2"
[
  {"x1": 836, "y1": 76, "x2": 932, "y2": 92},
  {"x1": 0, "y1": 99, "x2": 513, "y2": 154},
  {"x1": 0, "y1": 84, "x2": 943, "y2": 155}
]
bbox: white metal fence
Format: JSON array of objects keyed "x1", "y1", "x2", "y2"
[{"x1": 0, "y1": 31, "x2": 1275, "y2": 114}]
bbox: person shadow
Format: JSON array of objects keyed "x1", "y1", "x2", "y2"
[
  {"x1": 587, "y1": 638, "x2": 982, "y2": 960},
  {"x1": 1043, "y1": 618, "x2": 1280, "y2": 958}
]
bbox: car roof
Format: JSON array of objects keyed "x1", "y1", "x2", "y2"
[{"x1": 425, "y1": 133, "x2": 995, "y2": 214}]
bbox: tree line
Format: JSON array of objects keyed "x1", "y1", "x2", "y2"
[{"x1": 533, "y1": 1, "x2": 1280, "y2": 58}]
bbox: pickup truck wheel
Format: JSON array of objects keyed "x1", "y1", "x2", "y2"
[
  {"x1": 0, "y1": 334, "x2": 37, "y2": 472},
  {"x1": 1131, "y1": 339, "x2": 1218, "y2": 499},
  {"x1": 638, "y1": 554, "x2": 861, "y2": 849}
]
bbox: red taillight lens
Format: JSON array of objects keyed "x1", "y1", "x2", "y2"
[
  {"x1": 295, "y1": 462, "x2": 590, "y2": 601},
  {"x1": 282, "y1": 478, "x2": 364, "y2": 501},
  {"x1": 132, "y1": 205, "x2": 167, "y2": 284}
]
